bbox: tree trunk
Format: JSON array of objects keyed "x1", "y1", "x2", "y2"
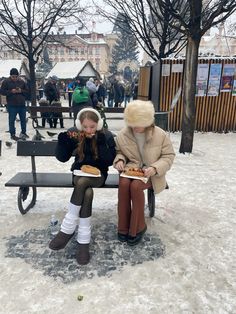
[
  {"x1": 28, "y1": 57, "x2": 37, "y2": 107},
  {"x1": 179, "y1": 36, "x2": 200, "y2": 154}
]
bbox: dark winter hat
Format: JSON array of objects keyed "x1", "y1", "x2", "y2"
[
  {"x1": 10, "y1": 68, "x2": 19, "y2": 76},
  {"x1": 75, "y1": 76, "x2": 85, "y2": 86},
  {"x1": 50, "y1": 75, "x2": 59, "y2": 81}
]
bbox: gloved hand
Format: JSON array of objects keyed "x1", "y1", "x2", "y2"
[{"x1": 58, "y1": 132, "x2": 75, "y2": 149}]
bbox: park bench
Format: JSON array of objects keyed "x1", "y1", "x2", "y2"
[
  {"x1": 27, "y1": 105, "x2": 124, "y2": 128},
  {"x1": 5, "y1": 140, "x2": 156, "y2": 217}
]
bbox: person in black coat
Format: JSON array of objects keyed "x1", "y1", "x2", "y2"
[
  {"x1": 113, "y1": 79, "x2": 122, "y2": 107},
  {"x1": 44, "y1": 75, "x2": 64, "y2": 128},
  {"x1": 49, "y1": 108, "x2": 116, "y2": 265},
  {"x1": 95, "y1": 79, "x2": 106, "y2": 106},
  {"x1": 0, "y1": 68, "x2": 29, "y2": 140}
]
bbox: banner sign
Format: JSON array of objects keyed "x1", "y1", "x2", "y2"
[
  {"x1": 196, "y1": 64, "x2": 209, "y2": 96},
  {"x1": 220, "y1": 64, "x2": 235, "y2": 92},
  {"x1": 207, "y1": 63, "x2": 222, "y2": 96}
]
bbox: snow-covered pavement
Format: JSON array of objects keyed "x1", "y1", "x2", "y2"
[{"x1": 0, "y1": 106, "x2": 235, "y2": 314}]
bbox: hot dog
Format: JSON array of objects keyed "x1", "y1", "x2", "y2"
[{"x1": 81, "y1": 165, "x2": 100, "y2": 175}]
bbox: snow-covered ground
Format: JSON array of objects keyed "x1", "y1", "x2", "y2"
[{"x1": 0, "y1": 105, "x2": 236, "y2": 314}]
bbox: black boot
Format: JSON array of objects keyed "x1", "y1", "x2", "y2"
[
  {"x1": 49, "y1": 231, "x2": 74, "y2": 250},
  {"x1": 76, "y1": 243, "x2": 90, "y2": 265},
  {"x1": 127, "y1": 225, "x2": 147, "y2": 246}
]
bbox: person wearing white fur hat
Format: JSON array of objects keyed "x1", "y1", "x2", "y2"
[
  {"x1": 114, "y1": 100, "x2": 175, "y2": 246},
  {"x1": 49, "y1": 108, "x2": 116, "y2": 265}
]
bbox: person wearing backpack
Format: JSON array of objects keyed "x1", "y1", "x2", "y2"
[{"x1": 72, "y1": 76, "x2": 92, "y2": 120}]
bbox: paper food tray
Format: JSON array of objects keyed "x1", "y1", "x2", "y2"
[
  {"x1": 73, "y1": 169, "x2": 101, "y2": 177},
  {"x1": 120, "y1": 172, "x2": 148, "y2": 183}
]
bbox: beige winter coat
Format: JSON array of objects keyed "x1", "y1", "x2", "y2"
[{"x1": 113, "y1": 126, "x2": 175, "y2": 194}]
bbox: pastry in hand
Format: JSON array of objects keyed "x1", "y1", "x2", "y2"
[
  {"x1": 81, "y1": 165, "x2": 100, "y2": 175},
  {"x1": 124, "y1": 168, "x2": 145, "y2": 177}
]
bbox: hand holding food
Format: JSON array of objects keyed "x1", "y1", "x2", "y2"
[
  {"x1": 143, "y1": 166, "x2": 157, "y2": 177},
  {"x1": 115, "y1": 160, "x2": 125, "y2": 172}
]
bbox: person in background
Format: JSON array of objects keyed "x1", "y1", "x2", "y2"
[
  {"x1": 37, "y1": 79, "x2": 44, "y2": 100},
  {"x1": 0, "y1": 68, "x2": 29, "y2": 141},
  {"x1": 107, "y1": 81, "x2": 114, "y2": 108},
  {"x1": 132, "y1": 78, "x2": 139, "y2": 100},
  {"x1": 44, "y1": 75, "x2": 64, "y2": 128},
  {"x1": 95, "y1": 79, "x2": 106, "y2": 106},
  {"x1": 86, "y1": 77, "x2": 98, "y2": 108},
  {"x1": 66, "y1": 79, "x2": 74, "y2": 108},
  {"x1": 72, "y1": 76, "x2": 92, "y2": 120},
  {"x1": 113, "y1": 100, "x2": 175, "y2": 246},
  {"x1": 49, "y1": 108, "x2": 116, "y2": 265},
  {"x1": 124, "y1": 80, "x2": 132, "y2": 107},
  {"x1": 113, "y1": 78, "x2": 122, "y2": 107},
  {"x1": 119, "y1": 81, "x2": 125, "y2": 106}
]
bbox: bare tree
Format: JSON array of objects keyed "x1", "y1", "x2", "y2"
[
  {"x1": 0, "y1": 0, "x2": 85, "y2": 106},
  {"x1": 153, "y1": 0, "x2": 236, "y2": 153},
  {"x1": 98, "y1": 0, "x2": 236, "y2": 153},
  {"x1": 96, "y1": 0, "x2": 186, "y2": 60}
]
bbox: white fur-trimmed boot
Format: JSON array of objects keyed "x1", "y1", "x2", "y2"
[
  {"x1": 76, "y1": 217, "x2": 91, "y2": 265},
  {"x1": 49, "y1": 203, "x2": 80, "y2": 251}
]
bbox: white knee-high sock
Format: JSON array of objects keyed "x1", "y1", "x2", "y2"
[
  {"x1": 60, "y1": 202, "x2": 80, "y2": 234},
  {"x1": 77, "y1": 217, "x2": 91, "y2": 244}
]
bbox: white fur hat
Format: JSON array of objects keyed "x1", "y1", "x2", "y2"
[
  {"x1": 124, "y1": 100, "x2": 155, "y2": 128},
  {"x1": 76, "y1": 107, "x2": 103, "y2": 130}
]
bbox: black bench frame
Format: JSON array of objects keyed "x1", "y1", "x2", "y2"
[{"x1": 5, "y1": 141, "x2": 156, "y2": 217}]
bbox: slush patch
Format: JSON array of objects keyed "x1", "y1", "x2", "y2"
[{"x1": 5, "y1": 221, "x2": 165, "y2": 284}]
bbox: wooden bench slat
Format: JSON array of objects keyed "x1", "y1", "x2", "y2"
[
  {"x1": 17, "y1": 141, "x2": 58, "y2": 156},
  {"x1": 28, "y1": 106, "x2": 124, "y2": 113},
  {"x1": 5, "y1": 172, "x2": 119, "y2": 188}
]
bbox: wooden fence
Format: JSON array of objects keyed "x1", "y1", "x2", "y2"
[{"x1": 138, "y1": 58, "x2": 236, "y2": 132}]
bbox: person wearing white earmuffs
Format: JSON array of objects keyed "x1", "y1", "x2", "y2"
[{"x1": 49, "y1": 108, "x2": 116, "y2": 265}]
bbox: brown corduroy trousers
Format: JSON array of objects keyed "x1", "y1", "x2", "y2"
[{"x1": 117, "y1": 177, "x2": 152, "y2": 237}]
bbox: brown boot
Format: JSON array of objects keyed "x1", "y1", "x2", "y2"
[
  {"x1": 76, "y1": 243, "x2": 90, "y2": 265},
  {"x1": 49, "y1": 231, "x2": 74, "y2": 250}
]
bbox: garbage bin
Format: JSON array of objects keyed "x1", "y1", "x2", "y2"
[{"x1": 155, "y1": 112, "x2": 168, "y2": 131}]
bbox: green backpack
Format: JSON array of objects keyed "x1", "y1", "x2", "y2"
[{"x1": 72, "y1": 87, "x2": 90, "y2": 104}]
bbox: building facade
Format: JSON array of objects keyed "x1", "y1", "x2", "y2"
[
  {"x1": 0, "y1": 32, "x2": 118, "y2": 77},
  {"x1": 46, "y1": 32, "x2": 112, "y2": 75}
]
